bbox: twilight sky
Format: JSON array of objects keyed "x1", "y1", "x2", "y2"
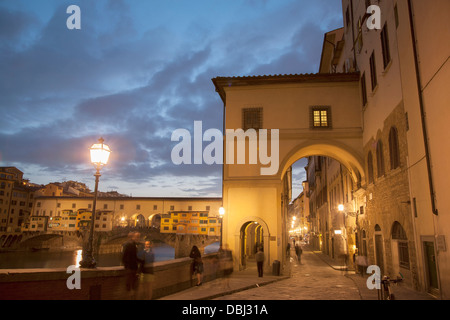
[{"x1": 0, "y1": 0, "x2": 342, "y2": 199}]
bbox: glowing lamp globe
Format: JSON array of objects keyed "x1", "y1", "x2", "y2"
[{"x1": 89, "y1": 138, "x2": 111, "y2": 166}]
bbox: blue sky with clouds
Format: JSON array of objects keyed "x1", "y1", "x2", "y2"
[{"x1": 0, "y1": 0, "x2": 342, "y2": 199}]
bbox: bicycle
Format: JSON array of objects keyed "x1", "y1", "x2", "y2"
[{"x1": 377, "y1": 275, "x2": 403, "y2": 300}]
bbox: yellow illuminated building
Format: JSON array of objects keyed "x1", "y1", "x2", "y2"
[
  {"x1": 48, "y1": 209, "x2": 78, "y2": 232},
  {"x1": 160, "y1": 211, "x2": 221, "y2": 236}
]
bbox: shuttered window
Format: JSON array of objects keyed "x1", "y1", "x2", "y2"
[
  {"x1": 370, "y1": 51, "x2": 377, "y2": 90},
  {"x1": 242, "y1": 107, "x2": 263, "y2": 131},
  {"x1": 381, "y1": 23, "x2": 391, "y2": 69}
]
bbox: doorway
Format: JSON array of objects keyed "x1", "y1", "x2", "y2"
[
  {"x1": 374, "y1": 225, "x2": 385, "y2": 275},
  {"x1": 239, "y1": 221, "x2": 264, "y2": 269},
  {"x1": 423, "y1": 241, "x2": 439, "y2": 294}
]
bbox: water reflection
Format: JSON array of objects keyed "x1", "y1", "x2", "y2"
[
  {"x1": 0, "y1": 242, "x2": 175, "y2": 269},
  {"x1": 75, "y1": 250, "x2": 82, "y2": 268},
  {"x1": 204, "y1": 241, "x2": 220, "y2": 254}
]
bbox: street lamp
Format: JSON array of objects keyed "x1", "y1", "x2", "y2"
[
  {"x1": 219, "y1": 207, "x2": 225, "y2": 246},
  {"x1": 80, "y1": 137, "x2": 111, "y2": 268},
  {"x1": 337, "y1": 203, "x2": 358, "y2": 259}
]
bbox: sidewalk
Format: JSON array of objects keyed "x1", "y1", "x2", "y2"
[
  {"x1": 311, "y1": 249, "x2": 437, "y2": 300},
  {"x1": 158, "y1": 263, "x2": 291, "y2": 300},
  {"x1": 159, "y1": 247, "x2": 437, "y2": 300}
]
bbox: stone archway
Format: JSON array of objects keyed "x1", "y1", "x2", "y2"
[
  {"x1": 234, "y1": 216, "x2": 270, "y2": 270},
  {"x1": 130, "y1": 213, "x2": 147, "y2": 228},
  {"x1": 214, "y1": 72, "x2": 364, "y2": 269},
  {"x1": 279, "y1": 140, "x2": 365, "y2": 186},
  {"x1": 148, "y1": 213, "x2": 161, "y2": 229}
]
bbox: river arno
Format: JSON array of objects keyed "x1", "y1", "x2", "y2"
[{"x1": 0, "y1": 242, "x2": 220, "y2": 269}]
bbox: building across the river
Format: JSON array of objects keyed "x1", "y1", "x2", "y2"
[
  {"x1": 23, "y1": 196, "x2": 222, "y2": 233},
  {"x1": 160, "y1": 211, "x2": 221, "y2": 236}
]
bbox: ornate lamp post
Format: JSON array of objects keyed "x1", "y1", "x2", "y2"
[
  {"x1": 219, "y1": 207, "x2": 225, "y2": 246},
  {"x1": 80, "y1": 137, "x2": 111, "y2": 268}
]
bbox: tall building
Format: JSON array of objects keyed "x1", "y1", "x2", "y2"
[
  {"x1": 316, "y1": 0, "x2": 450, "y2": 297},
  {"x1": 0, "y1": 167, "x2": 36, "y2": 233},
  {"x1": 213, "y1": 0, "x2": 449, "y2": 298}
]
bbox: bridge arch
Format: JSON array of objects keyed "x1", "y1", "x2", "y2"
[
  {"x1": 148, "y1": 213, "x2": 161, "y2": 229},
  {"x1": 129, "y1": 213, "x2": 149, "y2": 227}
]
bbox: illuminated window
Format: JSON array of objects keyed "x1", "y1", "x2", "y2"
[{"x1": 311, "y1": 106, "x2": 331, "y2": 128}]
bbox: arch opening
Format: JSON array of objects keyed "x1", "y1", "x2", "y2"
[
  {"x1": 239, "y1": 221, "x2": 264, "y2": 269},
  {"x1": 280, "y1": 142, "x2": 365, "y2": 187},
  {"x1": 286, "y1": 150, "x2": 366, "y2": 272},
  {"x1": 234, "y1": 217, "x2": 269, "y2": 271}
]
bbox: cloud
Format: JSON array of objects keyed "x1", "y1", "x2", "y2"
[
  {"x1": 0, "y1": 0, "x2": 342, "y2": 197},
  {"x1": 0, "y1": 7, "x2": 40, "y2": 43}
]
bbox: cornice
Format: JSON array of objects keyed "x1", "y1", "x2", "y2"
[{"x1": 212, "y1": 72, "x2": 360, "y2": 104}]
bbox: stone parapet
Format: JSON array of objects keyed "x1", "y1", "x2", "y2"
[{"x1": 0, "y1": 252, "x2": 229, "y2": 300}]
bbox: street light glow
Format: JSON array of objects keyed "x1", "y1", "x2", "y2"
[
  {"x1": 89, "y1": 137, "x2": 111, "y2": 166},
  {"x1": 80, "y1": 137, "x2": 111, "y2": 269}
]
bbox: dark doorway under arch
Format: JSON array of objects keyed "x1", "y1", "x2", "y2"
[{"x1": 239, "y1": 221, "x2": 263, "y2": 269}]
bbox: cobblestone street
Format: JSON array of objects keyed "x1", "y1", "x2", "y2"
[
  {"x1": 161, "y1": 245, "x2": 436, "y2": 301},
  {"x1": 214, "y1": 249, "x2": 361, "y2": 300}
]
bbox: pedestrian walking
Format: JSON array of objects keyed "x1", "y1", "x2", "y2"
[
  {"x1": 295, "y1": 243, "x2": 303, "y2": 264},
  {"x1": 355, "y1": 254, "x2": 369, "y2": 276},
  {"x1": 255, "y1": 246, "x2": 265, "y2": 277},
  {"x1": 190, "y1": 245, "x2": 204, "y2": 286},
  {"x1": 137, "y1": 240, "x2": 155, "y2": 300},
  {"x1": 122, "y1": 231, "x2": 141, "y2": 298},
  {"x1": 286, "y1": 242, "x2": 291, "y2": 257}
]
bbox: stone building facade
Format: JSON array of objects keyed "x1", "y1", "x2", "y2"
[
  {"x1": 360, "y1": 101, "x2": 417, "y2": 288},
  {"x1": 314, "y1": 0, "x2": 450, "y2": 297},
  {"x1": 214, "y1": 0, "x2": 449, "y2": 298},
  {"x1": 0, "y1": 167, "x2": 36, "y2": 233}
]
